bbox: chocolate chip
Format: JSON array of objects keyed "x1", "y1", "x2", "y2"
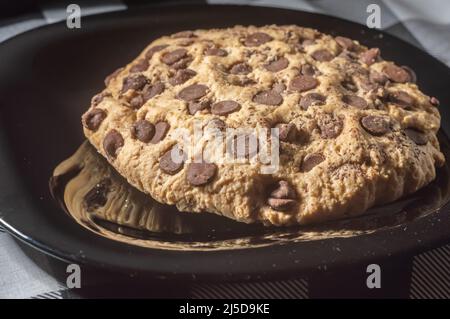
[
  {"x1": 301, "y1": 153, "x2": 325, "y2": 172},
  {"x1": 383, "y1": 64, "x2": 412, "y2": 83},
  {"x1": 121, "y1": 74, "x2": 148, "y2": 93},
  {"x1": 268, "y1": 180, "x2": 297, "y2": 211},
  {"x1": 276, "y1": 123, "x2": 295, "y2": 142},
  {"x1": 253, "y1": 90, "x2": 283, "y2": 106},
  {"x1": 267, "y1": 198, "x2": 296, "y2": 211},
  {"x1": 188, "y1": 100, "x2": 209, "y2": 115},
  {"x1": 159, "y1": 146, "x2": 184, "y2": 175},
  {"x1": 103, "y1": 129, "x2": 124, "y2": 159},
  {"x1": 272, "y1": 83, "x2": 286, "y2": 93},
  {"x1": 244, "y1": 32, "x2": 273, "y2": 47},
  {"x1": 338, "y1": 50, "x2": 359, "y2": 61},
  {"x1": 270, "y1": 180, "x2": 296, "y2": 199},
  {"x1": 405, "y1": 128, "x2": 428, "y2": 145},
  {"x1": 177, "y1": 39, "x2": 194, "y2": 47},
  {"x1": 169, "y1": 69, "x2": 196, "y2": 86},
  {"x1": 178, "y1": 84, "x2": 209, "y2": 101},
  {"x1": 360, "y1": 48, "x2": 380, "y2": 66},
  {"x1": 389, "y1": 91, "x2": 415, "y2": 107},
  {"x1": 146, "y1": 122, "x2": 170, "y2": 144},
  {"x1": 402, "y1": 66, "x2": 417, "y2": 83},
  {"x1": 311, "y1": 49, "x2": 334, "y2": 62},
  {"x1": 369, "y1": 70, "x2": 388, "y2": 85},
  {"x1": 205, "y1": 47, "x2": 228, "y2": 56},
  {"x1": 142, "y1": 82, "x2": 165, "y2": 100},
  {"x1": 299, "y1": 93, "x2": 326, "y2": 110},
  {"x1": 360, "y1": 116, "x2": 390, "y2": 136},
  {"x1": 172, "y1": 31, "x2": 195, "y2": 38},
  {"x1": 129, "y1": 95, "x2": 145, "y2": 109},
  {"x1": 341, "y1": 78, "x2": 358, "y2": 92},
  {"x1": 91, "y1": 91, "x2": 110, "y2": 106},
  {"x1": 318, "y1": 113, "x2": 344, "y2": 139},
  {"x1": 104, "y1": 67, "x2": 124, "y2": 86},
  {"x1": 358, "y1": 75, "x2": 378, "y2": 92},
  {"x1": 83, "y1": 108, "x2": 107, "y2": 131},
  {"x1": 150, "y1": 121, "x2": 170, "y2": 144},
  {"x1": 130, "y1": 59, "x2": 149, "y2": 73},
  {"x1": 227, "y1": 76, "x2": 256, "y2": 87},
  {"x1": 206, "y1": 118, "x2": 227, "y2": 132},
  {"x1": 186, "y1": 163, "x2": 217, "y2": 186},
  {"x1": 342, "y1": 95, "x2": 367, "y2": 109},
  {"x1": 228, "y1": 133, "x2": 258, "y2": 159},
  {"x1": 131, "y1": 120, "x2": 155, "y2": 143},
  {"x1": 300, "y1": 64, "x2": 316, "y2": 76},
  {"x1": 145, "y1": 44, "x2": 168, "y2": 59},
  {"x1": 211, "y1": 100, "x2": 241, "y2": 115},
  {"x1": 265, "y1": 57, "x2": 289, "y2": 72},
  {"x1": 171, "y1": 56, "x2": 193, "y2": 70},
  {"x1": 430, "y1": 96, "x2": 440, "y2": 106},
  {"x1": 83, "y1": 179, "x2": 110, "y2": 212},
  {"x1": 230, "y1": 62, "x2": 252, "y2": 75},
  {"x1": 289, "y1": 75, "x2": 319, "y2": 92},
  {"x1": 161, "y1": 48, "x2": 188, "y2": 65},
  {"x1": 299, "y1": 39, "x2": 315, "y2": 49},
  {"x1": 335, "y1": 36, "x2": 356, "y2": 51}
]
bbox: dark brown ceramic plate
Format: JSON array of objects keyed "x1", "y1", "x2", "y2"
[{"x1": 1, "y1": 4, "x2": 450, "y2": 281}]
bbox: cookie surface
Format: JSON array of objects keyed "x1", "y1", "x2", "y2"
[{"x1": 82, "y1": 25, "x2": 444, "y2": 226}]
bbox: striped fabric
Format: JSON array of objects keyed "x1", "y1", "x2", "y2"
[
  {"x1": 410, "y1": 245, "x2": 450, "y2": 299},
  {"x1": 0, "y1": 231, "x2": 65, "y2": 299},
  {"x1": 190, "y1": 279, "x2": 308, "y2": 299},
  {"x1": 31, "y1": 290, "x2": 64, "y2": 300},
  {"x1": 0, "y1": 0, "x2": 450, "y2": 299}
]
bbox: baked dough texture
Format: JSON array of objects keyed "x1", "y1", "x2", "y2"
[{"x1": 82, "y1": 25, "x2": 444, "y2": 226}]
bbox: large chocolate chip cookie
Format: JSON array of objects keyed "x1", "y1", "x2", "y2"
[{"x1": 82, "y1": 25, "x2": 444, "y2": 226}]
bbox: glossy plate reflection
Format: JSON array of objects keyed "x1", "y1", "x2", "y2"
[{"x1": 50, "y1": 137, "x2": 450, "y2": 251}]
